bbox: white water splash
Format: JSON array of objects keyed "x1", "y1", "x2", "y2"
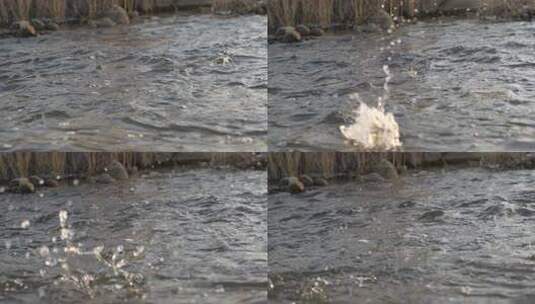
[{"x1": 339, "y1": 65, "x2": 401, "y2": 150}]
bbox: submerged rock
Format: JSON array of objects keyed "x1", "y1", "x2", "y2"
[
  {"x1": 11, "y1": 21, "x2": 37, "y2": 37},
  {"x1": 419, "y1": 210, "x2": 445, "y2": 221},
  {"x1": 95, "y1": 18, "x2": 116, "y2": 28},
  {"x1": 276, "y1": 26, "x2": 302, "y2": 43},
  {"x1": 105, "y1": 5, "x2": 130, "y2": 25},
  {"x1": 96, "y1": 173, "x2": 116, "y2": 184},
  {"x1": 108, "y1": 160, "x2": 129, "y2": 181},
  {"x1": 8, "y1": 178, "x2": 35, "y2": 194},
  {"x1": 362, "y1": 172, "x2": 386, "y2": 183}
]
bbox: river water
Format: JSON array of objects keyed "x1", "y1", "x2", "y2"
[
  {"x1": 269, "y1": 18, "x2": 535, "y2": 151},
  {"x1": 0, "y1": 167, "x2": 267, "y2": 303},
  {"x1": 269, "y1": 167, "x2": 535, "y2": 303},
  {"x1": 0, "y1": 14, "x2": 267, "y2": 152}
]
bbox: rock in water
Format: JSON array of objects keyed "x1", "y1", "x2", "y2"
[
  {"x1": 276, "y1": 26, "x2": 302, "y2": 43},
  {"x1": 108, "y1": 160, "x2": 129, "y2": 180},
  {"x1": 31, "y1": 19, "x2": 46, "y2": 31},
  {"x1": 106, "y1": 5, "x2": 130, "y2": 25},
  {"x1": 371, "y1": 159, "x2": 399, "y2": 180},
  {"x1": 96, "y1": 18, "x2": 116, "y2": 28},
  {"x1": 296, "y1": 24, "x2": 311, "y2": 36},
  {"x1": 299, "y1": 175, "x2": 314, "y2": 187},
  {"x1": 11, "y1": 21, "x2": 37, "y2": 37},
  {"x1": 288, "y1": 177, "x2": 305, "y2": 193},
  {"x1": 29, "y1": 176, "x2": 45, "y2": 187},
  {"x1": 309, "y1": 27, "x2": 324, "y2": 36},
  {"x1": 44, "y1": 179, "x2": 59, "y2": 188},
  {"x1": 313, "y1": 177, "x2": 329, "y2": 187},
  {"x1": 366, "y1": 9, "x2": 394, "y2": 32},
  {"x1": 96, "y1": 174, "x2": 116, "y2": 184},
  {"x1": 8, "y1": 178, "x2": 35, "y2": 194}
]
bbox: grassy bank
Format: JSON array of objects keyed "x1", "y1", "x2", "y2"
[
  {"x1": 0, "y1": 152, "x2": 262, "y2": 182},
  {"x1": 0, "y1": 0, "x2": 220, "y2": 26},
  {"x1": 268, "y1": 152, "x2": 535, "y2": 181},
  {"x1": 268, "y1": 0, "x2": 418, "y2": 31},
  {"x1": 267, "y1": 0, "x2": 535, "y2": 31}
]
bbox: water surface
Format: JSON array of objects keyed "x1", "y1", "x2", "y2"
[
  {"x1": 269, "y1": 19, "x2": 535, "y2": 151},
  {"x1": 0, "y1": 168, "x2": 267, "y2": 303},
  {"x1": 0, "y1": 14, "x2": 267, "y2": 151},
  {"x1": 269, "y1": 167, "x2": 535, "y2": 303}
]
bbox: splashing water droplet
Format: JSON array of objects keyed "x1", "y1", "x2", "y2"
[
  {"x1": 59, "y1": 210, "x2": 68, "y2": 228},
  {"x1": 21, "y1": 220, "x2": 30, "y2": 229}
]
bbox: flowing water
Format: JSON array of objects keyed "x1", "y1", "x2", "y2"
[
  {"x1": 0, "y1": 167, "x2": 267, "y2": 303},
  {"x1": 269, "y1": 18, "x2": 535, "y2": 151},
  {"x1": 269, "y1": 167, "x2": 535, "y2": 303},
  {"x1": 0, "y1": 14, "x2": 267, "y2": 151}
]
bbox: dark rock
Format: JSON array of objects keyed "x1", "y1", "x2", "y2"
[
  {"x1": 418, "y1": 210, "x2": 445, "y2": 221},
  {"x1": 295, "y1": 24, "x2": 311, "y2": 36},
  {"x1": 129, "y1": 10, "x2": 140, "y2": 19},
  {"x1": 96, "y1": 173, "x2": 115, "y2": 184},
  {"x1": 362, "y1": 172, "x2": 386, "y2": 183},
  {"x1": 276, "y1": 26, "x2": 301, "y2": 43},
  {"x1": 366, "y1": 9, "x2": 394, "y2": 31},
  {"x1": 31, "y1": 19, "x2": 46, "y2": 31},
  {"x1": 8, "y1": 178, "x2": 35, "y2": 194},
  {"x1": 86, "y1": 176, "x2": 96, "y2": 184},
  {"x1": 44, "y1": 179, "x2": 59, "y2": 188},
  {"x1": 309, "y1": 27, "x2": 325, "y2": 36},
  {"x1": 11, "y1": 21, "x2": 37, "y2": 37},
  {"x1": 399, "y1": 201, "x2": 416, "y2": 208},
  {"x1": 129, "y1": 166, "x2": 139, "y2": 176},
  {"x1": 44, "y1": 21, "x2": 60, "y2": 31},
  {"x1": 96, "y1": 18, "x2": 116, "y2": 28},
  {"x1": 105, "y1": 5, "x2": 130, "y2": 25},
  {"x1": 398, "y1": 165, "x2": 408, "y2": 175},
  {"x1": 288, "y1": 177, "x2": 305, "y2": 193},
  {"x1": 107, "y1": 160, "x2": 129, "y2": 181},
  {"x1": 299, "y1": 175, "x2": 314, "y2": 187},
  {"x1": 313, "y1": 177, "x2": 329, "y2": 187},
  {"x1": 29, "y1": 176, "x2": 45, "y2": 187},
  {"x1": 371, "y1": 159, "x2": 399, "y2": 180}
]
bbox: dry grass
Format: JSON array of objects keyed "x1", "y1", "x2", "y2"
[
  {"x1": 267, "y1": 0, "x2": 418, "y2": 30},
  {"x1": 480, "y1": 0, "x2": 535, "y2": 18},
  {"x1": 268, "y1": 152, "x2": 535, "y2": 181},
  {"x1": 212, "y1": 0, "x2": 260, "y2": 14},
  {"x1": 268, "y1": 152, "x2": 411, "y2": 180},
  {"x1": 0, "y1": 152, "x2": 258, "y2": 182},
  {"x1": 0, "y1": 0, "x2": 204, "y2": 25}
]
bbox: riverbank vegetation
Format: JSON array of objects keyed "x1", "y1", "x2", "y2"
[
  {"x1": 267, "y1": 0, "x2": 535, "y2": 32},
  {"x1": 0, "y1": 0, "x2": 264, "y2": 27},
  {"x1": 268, "y1": 152, "x2": 535, "y2": 181},
  {"x1": 0, "y1": 152, "x2": 264, "y2": 182}
]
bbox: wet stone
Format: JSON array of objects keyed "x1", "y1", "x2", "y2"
[
  {"x1": 418, "y1": 210, "x2": 445, "y2": 221},
  {"x1": 96, "y1": 173, "x2": 116, "y2": 184},
  {"x1": 299, "y1": 175, "x2": 314, "y2": 187},
  {"x1": 108, "y1": 160, "x2": 129, "y2": 181},
  {"x1": 8, "y1": 178, "x2": 36, "y2": 194}
]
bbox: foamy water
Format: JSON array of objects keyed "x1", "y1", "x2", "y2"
[{"x1": 339, "y1": 65, "x2": 401, "y2": 150}]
